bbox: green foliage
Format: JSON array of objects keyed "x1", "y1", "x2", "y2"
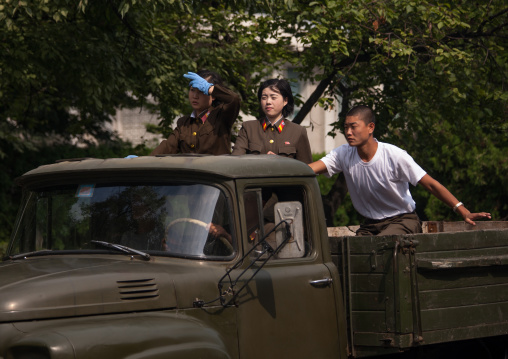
[
  {"x1": 285, "y1": 0, "x2": 508, "y2": 222},
  {"x1": 0, "y1": 140, "x2": 144, "y2": 244},
  {"x1": 312, "y1": 153, "x2": 336, "y2": 194},
  {"x1": 0, "y1": 0, "x2": 506, "y2": 247},
  {"x1": 312, "y1": 153, "x2": 362, "y2": 226},
  {"x1": 0, "y1": 240, "x2": 7, "y2": 261}
]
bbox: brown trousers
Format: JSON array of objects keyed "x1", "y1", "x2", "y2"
[{"x1": 356, "y1": 212, "x2": 422, "y2": 236}]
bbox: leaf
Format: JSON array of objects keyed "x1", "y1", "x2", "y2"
[{"x1": 119, "y1": 2, "x2": 129, "y2": 18}]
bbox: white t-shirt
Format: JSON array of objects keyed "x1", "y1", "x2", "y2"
[{"x1": 320, "y1": 141, "x2": 426, "y2": 220}]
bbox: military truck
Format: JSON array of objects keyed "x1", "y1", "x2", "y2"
[{"x1": 1, "y1": 155, "x2": 508, "y2": 359}]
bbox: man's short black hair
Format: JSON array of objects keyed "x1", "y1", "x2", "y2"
[{"x1": 347, "y1": 105, "x2": 376, "y2": 125}]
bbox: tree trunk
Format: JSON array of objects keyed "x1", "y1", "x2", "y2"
[
  {"x1": 321, "y1": 173, "x2": 348, "y2": 227},
  {"x1": 292, "y1": 71, "x2": 338, "y2": 125}
]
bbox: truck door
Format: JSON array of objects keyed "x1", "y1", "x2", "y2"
[{"x1": 234, "y1": 182, "x2": 342, "y2": 359}]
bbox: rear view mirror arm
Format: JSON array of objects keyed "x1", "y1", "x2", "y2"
[
  {"x1": 217, "y1": 219, "x2": 293, "y2": 307},
  {"x1": 192, "y1": 220, "x2": 292, "y2": 309}
]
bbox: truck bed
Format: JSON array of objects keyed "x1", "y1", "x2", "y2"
[{"x1": 328, "y1": 222, "x2": 508, "y2": 357}]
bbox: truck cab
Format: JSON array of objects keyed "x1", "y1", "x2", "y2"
[{"x1": 0, "y1": 155, "x2": 348, "y2": 359}]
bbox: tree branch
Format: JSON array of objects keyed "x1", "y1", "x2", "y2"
[
  {"x1": 477, "y1": 8, "x2": 508, "y2": 34},
  {"x1": 292, "y1": 53, "x2": 371, "y2": 124},
  {"x1": 447, "y1": 8, "x2": 508, "y2": 40},
  {"x1": 292, "y1": 70, "x2": 338, "y2": 125}
]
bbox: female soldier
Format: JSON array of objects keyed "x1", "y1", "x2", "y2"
[
  {"x1": 231, "y1": 78, "x2": 312, "y2": 163},
  {"x1": 151, "y1": 70, "x2": 240, "y2": 155}
]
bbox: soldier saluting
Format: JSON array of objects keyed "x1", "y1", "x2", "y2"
[{"x1": 151, "y1": 70, "x2": 240, "y2": 156}]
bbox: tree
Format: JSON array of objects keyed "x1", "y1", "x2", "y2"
[
  {"x1": 0, "y1": 0, "x2": 289, "y2": 243},
  {"x1": 1, "y1": 0, "x2": 506, "y2": 245},
  {"x1": 267, "y1": 0, "x2": 508, "y2": 223},
  {"x1": 0, "y1": 0, "x2": 292, "y2": 145}
]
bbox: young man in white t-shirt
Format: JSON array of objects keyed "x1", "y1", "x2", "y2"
[{"x1": 309, "y1": 105, "x2": 491, "y2": 236}]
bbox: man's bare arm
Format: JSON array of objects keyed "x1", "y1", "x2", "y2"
[
  {"x1": 418, "y1": 174, "x2": 491, "y2": 225},
  {"x1": 308, "y1": 160, "x2": 328, "y2": 175}
]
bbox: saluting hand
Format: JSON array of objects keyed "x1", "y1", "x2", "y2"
[{"x1": 184, "y1": 72, "x2": 212, "y2": 95}]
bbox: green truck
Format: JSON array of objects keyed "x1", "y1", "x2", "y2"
[{"x1": 1, "y1": 155, "x2": 508, "y2": 359}]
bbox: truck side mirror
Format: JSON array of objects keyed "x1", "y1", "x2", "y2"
[{"x1": 274, "y1": 201, "x2": 305, "y2": 259}]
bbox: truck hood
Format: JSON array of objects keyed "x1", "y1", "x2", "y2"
[{"x1": 0, "y1": 256, "x2": 224, "y2": 322}]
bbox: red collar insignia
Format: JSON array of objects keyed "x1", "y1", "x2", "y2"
[
  {"x1": 200, "y1": 110, "x2": 211, "y2": 123},
  {"x1": 262, "y1": 119, "x2": 285, "y2": 133}
]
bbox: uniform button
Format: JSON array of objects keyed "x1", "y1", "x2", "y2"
[
  {"x1": 192, "y1": 132, "x2": 197, "y2": 136},
  {"x1": 190, "y1": 144, "x2": 195, "y2": 148},
  {"x1": 271, "y1": 127, "x2": 275, "y2": 131},
  {"x1": 269, "y1": 139, "x2": 274, "y2": 144}
]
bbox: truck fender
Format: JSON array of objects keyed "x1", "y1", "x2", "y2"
[
  {"x1": 5, "y1": 330, "x2": 74, "y2": 359},
  {"x1": 9, "y1": 313, "x2": 232, "y2": 359}
]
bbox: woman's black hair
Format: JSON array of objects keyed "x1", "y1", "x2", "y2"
[
  {"x1": 197, "y1": 69, "x2": 223, "y2": 86},
  {"x1": 196, "y1": 69, "x2": 224, "y2": 107},
  {"x1": 257, "y1": 78, "x2": 294, "y2": 118}
]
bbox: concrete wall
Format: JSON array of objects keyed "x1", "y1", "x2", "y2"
[
  {"x1": 297, "y1": 79, "x2": 347, "y2": 155},
  {"x1": 109, "y1": 107, "x2": 163, "y2": 148}
]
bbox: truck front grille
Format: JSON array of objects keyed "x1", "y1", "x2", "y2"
[{"x1": 117, "y1": 278, "x2": 159, "y2": 300}]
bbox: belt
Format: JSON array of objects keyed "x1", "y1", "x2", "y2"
[{"x1": 364, "y1": 211, "x2": 417, "y2": 224}]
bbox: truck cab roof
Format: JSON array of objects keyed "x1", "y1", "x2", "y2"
[{"x1": 16, "y1": 154, "x2": 316, "y2": 187}]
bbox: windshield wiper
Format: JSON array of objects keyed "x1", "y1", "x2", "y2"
[
  {"x1": 10, "y1": 250, "x2": 57, "y2": 260},
  {"x1": 10, "y1": 242, "x2": 151, "y2": 261},
  {"x1": 91, "y1": 240, "x2": 150, "y2": 260}
]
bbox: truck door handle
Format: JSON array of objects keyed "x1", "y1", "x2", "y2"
[{"x1": 309, "y1": 278, "x2": 333, "y2": 287}]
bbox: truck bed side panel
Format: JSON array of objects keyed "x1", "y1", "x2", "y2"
[
  {"x1": 416, "y1": 229, "x2": 508, "y2": 344},
  {"x1": 330, "y1": 228, "x2": 508, "y2": 358}
]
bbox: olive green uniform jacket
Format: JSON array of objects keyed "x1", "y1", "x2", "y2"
[
  {"x1": 232, "y1": 119, "x2": 312, "y2": 164},
  {"x1": 151, "y1": 84, "x2": 240, "y2": 155}
]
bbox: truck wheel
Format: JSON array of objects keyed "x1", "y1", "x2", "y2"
[
  {"x1": 204, "y1": 235, "x2": 234, "y2": 256},
  {"x1": 165, "y1": 217, "x2": 209, "y2": 232},
  {"x1": 165, "y1": 218, "x2": 233, "y2": 255},
  {"x1": 8, "y1": 347, "x2": 49, "y2": 359},
  {"x1": 15, "y1": 354, "x2": 47, "y2": 359}
]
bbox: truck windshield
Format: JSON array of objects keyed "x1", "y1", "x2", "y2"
[{"x1": 9, "y1": 183, "x2": 235, "y2": 260}]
